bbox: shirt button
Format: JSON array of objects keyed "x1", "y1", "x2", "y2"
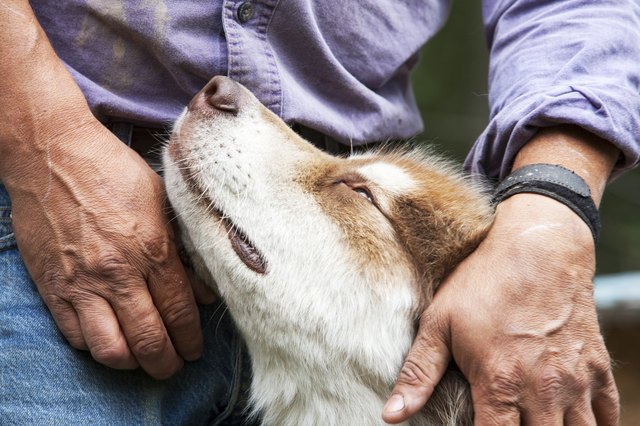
[{"x1": 237, "y1": 2, "x2": 254, "y2": 23}]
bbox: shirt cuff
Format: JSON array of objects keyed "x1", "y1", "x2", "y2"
[{"x1": 464, "y1": 84, "x2": 640, "y2": 181}]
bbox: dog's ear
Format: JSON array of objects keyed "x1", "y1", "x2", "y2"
[{"x1": 391, "y1": 185, "x2": 493, "y2": 305}]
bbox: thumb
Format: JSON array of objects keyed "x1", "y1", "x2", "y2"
[{"x1": 382, "y1": 308, "x2": 452, "y2": 424}]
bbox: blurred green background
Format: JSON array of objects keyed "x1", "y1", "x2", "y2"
[
  {"x1": 410, "y1": 1, "x2": 640, "y2": 275},
  {"x1": 411, "y1": 3, "x2": 640, "y2": 423}
]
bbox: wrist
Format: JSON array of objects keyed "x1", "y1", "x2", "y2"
[
  {"x1": 512, "y1": 125, "x2": 618, "y2": 206},
  {"x1": 493, "y1": 193, "x2": 595, "y2": 253},
  {"x1": 0, "y1": 110, "x2": 100, "y2": 184},
  {"x1": 493, "y1": 163, "x2": 601, "y2": 243}
]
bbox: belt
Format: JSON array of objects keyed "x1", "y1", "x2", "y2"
[
  {"x1": 105, "y1": 122, "x2": 163, "y2": 155},
  {"x1": 105, "y1": 121, "x2": 354, "y2": 159},
  {"x1": 105, "y1": 121, "x2": 405, "y2": 161},
  {"x1": 292, "y1": 124, "x2": 411, "y2": 155},
  {"x1": 291, "y1": 124, "x2": 409, "y2": 155},
  {"x1": 105, "y1": 122, "x2": 165, "y2": 172}
]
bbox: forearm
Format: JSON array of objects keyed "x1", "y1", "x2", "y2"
[
  {"x1": 468, "y1": 0, "x2": 640, "y2": 180},
  {"x1": 0, "y1": 1, "x2": 95, "y2": 180},
  {"x1": 512, "y1": 125, "x2": 619, "y2": 206}
]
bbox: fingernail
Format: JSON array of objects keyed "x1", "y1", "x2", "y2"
[{"x1": 383, "y1": 394, "x2": 405, "y2": 413}]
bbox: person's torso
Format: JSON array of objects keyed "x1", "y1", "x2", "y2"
[{"x1": 31, "y1": 0, "x2": 451, "y2": 143}]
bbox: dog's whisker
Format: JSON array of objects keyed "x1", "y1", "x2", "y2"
[
  {"x1": 213, "y1": 305, "x2": 229, "y2": 333},
  {"x1": 205, "y1": 301, "x2": 227, "y2": 327}
]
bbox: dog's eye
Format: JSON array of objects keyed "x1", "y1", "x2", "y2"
[
  {"x1": 353, "y1": 187, "x2": 373, "y2": 203},
  {"x1": 334, "y1": 179, "x2": 375, "y2": 205}
]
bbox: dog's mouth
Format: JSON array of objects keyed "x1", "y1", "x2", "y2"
[
  {"x1": 171, "y1": 145, "x2": 268, "y2": 274},
  {"x1": 217, "y1": 210, "x2": 268, "y2": 274}
]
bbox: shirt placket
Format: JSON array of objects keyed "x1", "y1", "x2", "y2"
[{"x1": 222, "y1": 0, "x2": 282, "y2": 117}]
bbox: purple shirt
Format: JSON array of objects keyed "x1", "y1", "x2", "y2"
[{"x1": 31, "y1": 0, "x2": 640, "y2": 179}]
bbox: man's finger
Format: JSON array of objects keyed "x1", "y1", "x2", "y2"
[
  {"x1": 563, "y1": 394, "x2": 597, "y2": 426},
  {"x1": 473, "y1": 400, "x2": 521, "y2": 426},
  {"x1": 592, "y1": 369, "x2": 620, "y2": 426},
  {"x1": 109, "y1": 277, "x2": 183, "y2": 379},
  {"x1": 44, "y1": 293, "x2": 88, "y2": 350},
  {"x1": 382, "y1": 308, "x2": 451, "y2": 424},
  {"x1": 522, "y1": 365, "x2": 569, "y2": 426},
  {"x1": 147, "y1": 251, "x2": 204, "y2": 361},
  {"x1": 470, "y1": 359, "x2": 525, "y2": 426},
  {"x1": 74, "y1": 293, "x2": 138, "y2": 370},
  {"x1": 522, "y1": 403, "x2": 564, "y2": 426}
]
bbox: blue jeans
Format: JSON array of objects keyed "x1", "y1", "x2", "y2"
[{"x1": 0, "y1": 184, "x2": 253, "y2": 425}]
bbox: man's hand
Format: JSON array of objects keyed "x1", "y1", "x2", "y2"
[
  {"x1": 383, "y1": 193, "x2": 619, "y2": 424},
  {"x1": 4, "y1": 121, "x2": 204, "y2": 379},
  {"x1": 0, "y1": 1, "x2": 212, "y2": 379},
  {"x1": 383, "y1": 126, "x2": 620, "y2": 424}
]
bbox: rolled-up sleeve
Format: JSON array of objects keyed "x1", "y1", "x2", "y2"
[{"x1": 464, "y1": 0, "x2": 640, "y2": 180}]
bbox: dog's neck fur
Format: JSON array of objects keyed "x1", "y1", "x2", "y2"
[
  {"x1": 215, "y1": 263, "x2": 417, "y2": 425},
  {"x1": 248, "y1": 341, "x2": 397, "y2": 426},
  {"x1": 236, "y1": 285, "x2": 468, "y2": 426}
]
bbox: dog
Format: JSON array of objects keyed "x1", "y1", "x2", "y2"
[{"x1": 163, "y1": 76, "x2": 494, "y2": 425}]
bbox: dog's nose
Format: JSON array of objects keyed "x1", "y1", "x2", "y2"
[{"x1": 188, "y1": 76, "x2": 241, "y2": 114}]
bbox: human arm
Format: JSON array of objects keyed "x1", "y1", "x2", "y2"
[
  {"x1": 466, "y1": 0, "x2": 640, "y2": 180},
  {"x1": 383, "y1": 126, "x2": 619, "y2": 424},
  {"x1": 0, "y1": 1, "x2": 205, "y2": 379},
  {"x1": 383, "y1": 0, "x2": 640, "y2": 423}
]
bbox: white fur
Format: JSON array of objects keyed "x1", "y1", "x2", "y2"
[
  {"x1": 164, "y1": 81, "x2": 473, "y2": 426},
  {"x1": 358, "y1": 162, "x2": 417, "y2": 194}
]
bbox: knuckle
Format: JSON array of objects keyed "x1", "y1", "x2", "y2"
[
  {"x1": 140, "y1": 234, "x2": 172, "y2": 266},
  {"x1": 67, "y1": 335, "x2": 88, "y2": 351},
  {"x1": 66, "y1": 288, "x2": 99, "y2": 306},
  {"x1": 162, "y1": 299, "x2": 198, "y2": 330},
  {"x1": 589, "y1": 351, "x2": 616, "y2": 387},
  {"x1": 397, "y1": 358, "x2": 436, "y2": 392},
  {"x1": 536, "y1": 366, "x2": 566, "y2": 398},
  {"x1": 591, "y1": 357, "x2": 618, "y2": 391},
  {"x1": 90, "y1": 249, "x2": 138, "y2": 282},
  {"x1": 592, "y1": 355, "x2": 614, "y2": 375},
  {"x1": 91, "y1": 342, "x2": 129, "y2": 366},
  {"x1": 484, "y1": 362, "x2": 524, "y2": 403},
  {"x1": 418, "y1": 308, "x2": 446, "y2": 334},
  {"x1": 42, "y1": 292, "x2": 69, "y2": 310},
  {"x1": 109, "y1": 281, "x2": 145, "y2": 302},
  {"x1": 130, "y1": 329, "x2": 168, "y2": 360},
  {"x1": 38, "y1": 266, "x2": 74, "y2": 294},
  {"x1": 572, "y1": 373, "x2": 591, "y2": 394}
]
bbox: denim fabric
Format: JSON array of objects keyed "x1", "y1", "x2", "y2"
[{"x1": 0, "y1": 183, "x2": 254, "y2": 425}]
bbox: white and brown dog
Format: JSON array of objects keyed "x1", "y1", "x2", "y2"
[{"x1": 163, "y1": 76, "x2": 494, "y2": 425}]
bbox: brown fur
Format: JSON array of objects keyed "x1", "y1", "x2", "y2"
[
  {"x1": 295, "y1": 148, "x2": 494, "y2": 311},
  {"x1": 307, "y1": 163, "x2": 414, "y2": 274},
  {"x1": 168, "y1": 77, "x2": 495, "y2": 424},
  {"x1": 383, "y1": 153, "x2": 494, "y2": 304}
]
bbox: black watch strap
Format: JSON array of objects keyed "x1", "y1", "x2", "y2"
[{"x1": 492, "y1": 164, "x2": 601, "y2": 243}]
